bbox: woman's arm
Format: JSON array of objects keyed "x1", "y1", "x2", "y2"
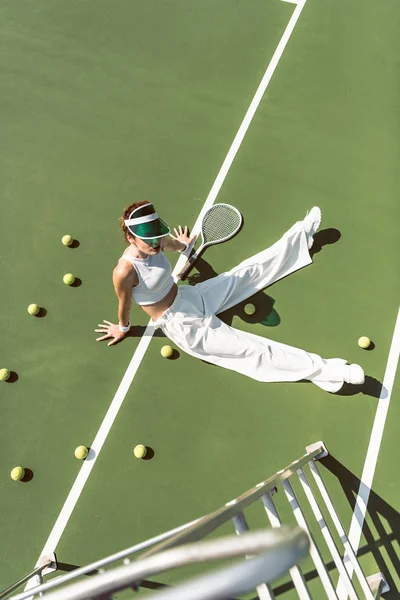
[
  {"x1": 95, "y1": 260, "x2": 138, "y2": 346},
  {"x1": 114, "y1": 265, "x2": 134, "y2": 328},
  {"x1": 162, "y1": 236, "x2": 187, "y2": 252},
  {"x1": 163, "y1": 225, "x2": 197, "y2": 252}
]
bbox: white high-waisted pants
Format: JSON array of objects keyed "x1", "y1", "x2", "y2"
[{"x1": 152, "y1": 220, "x2": 347, "y2": 393}]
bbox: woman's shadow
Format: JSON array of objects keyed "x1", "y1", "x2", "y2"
[
  {"x1": 185, "y1": 228, "x2": 342, "y2": 326},
  {"x1": 187, "y1": 257, "x2": 281, "y2": 328}
]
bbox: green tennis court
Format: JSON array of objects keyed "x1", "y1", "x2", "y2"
[{"x1": 1, "y1": 0, "x2": 399, "y2": 598}]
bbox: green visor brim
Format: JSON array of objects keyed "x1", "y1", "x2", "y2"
[{"x1": 128, "y1": 218, "x2": 170, "y2": 239}]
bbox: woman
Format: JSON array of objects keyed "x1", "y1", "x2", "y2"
[{"x1": 96, "y1": 201, "x2": 365, "y2": 393}]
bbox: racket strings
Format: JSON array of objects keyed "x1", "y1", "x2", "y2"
[{"x1": 202, "y1": 206, "x2": 241, "y2": 243}]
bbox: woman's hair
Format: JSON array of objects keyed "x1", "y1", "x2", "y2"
[{"x1": 120, "y1": 201, "x2": 152, "y2": 241}]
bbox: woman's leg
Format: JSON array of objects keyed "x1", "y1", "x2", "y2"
[
  {"x1": 158, "y1": 300, "x2": 348, "y2": 393},
  {"x1": 195, "y1": 213, "x2": 317, "y2": 316}
]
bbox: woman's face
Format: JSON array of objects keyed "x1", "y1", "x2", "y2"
[{"x1": 130, "y1": 235, "x2": 161, "y2": 255}]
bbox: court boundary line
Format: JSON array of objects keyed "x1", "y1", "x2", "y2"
[
  {"x1": 25, "y1": 0, "x2": 307, "y2": 592},
  {"x1": 336, "y1": 306, "x2": 400, "y2": 599}
]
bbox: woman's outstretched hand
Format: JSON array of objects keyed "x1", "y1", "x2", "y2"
[
  {"x1": 172, "y1": 225, "x2": 197, "y2": 246},
  {"x1": 95, "y1": 320, "x2": 127, "y2": 346}
]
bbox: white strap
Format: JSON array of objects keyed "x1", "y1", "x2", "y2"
[
  {"x1": 178, "y1": 241, "x2": 189, "y2": 253},
  {"x1": 124, "y1": 213, "x2": 159, "y2": 226},
  {"x1": 119, "y1": 321, "x2": 131, "y2": 333}
]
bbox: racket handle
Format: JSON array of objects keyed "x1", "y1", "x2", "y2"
[{"x1": 177, "y1": 252, "x2": 198, "y2": 280}]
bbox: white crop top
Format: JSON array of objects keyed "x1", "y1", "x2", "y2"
[{"x1": 120, "y1": 251, "x2": 175, "y2": 306}]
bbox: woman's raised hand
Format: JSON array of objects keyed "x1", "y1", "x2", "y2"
[
  {"x1": 95, "y1": 320, "x2": 127, "y2": 346},
  {"x1": 172, "y1": 225, "x2": 197, "y2": 245}
]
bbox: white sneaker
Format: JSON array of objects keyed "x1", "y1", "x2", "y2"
[
  {"x1": 303, "y1": 206, "x2": 322, "y2": 249},
  {"x1": 344, "y1": 364, "x2": 365, "y2": 385}
]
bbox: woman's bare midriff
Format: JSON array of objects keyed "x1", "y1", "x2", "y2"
[{"x1": 139, "y1": 283, "x2": 178, "y2": 320}]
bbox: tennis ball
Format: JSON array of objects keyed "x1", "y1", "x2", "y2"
[
  {"x1": 63, "y1": 273, "x2": 75, "y2": 285},
  {"x1": 28, "y1": 303, "x2": 40, "y2": 315},
  {"x1": 0, "y1": 368, "x2": 10, "y2": 381},
  {"x1": 161, "y1": 345, "x2": 173, "y2": 358},
  {"x1": 74, "y1": 445, "x2": 89, "y2": 460},
  {"x1": 62, "y1": 235, "x2": 73, "y2": 246},
  {"x1": 134, "y1": 444, "x2": 147, "y2": 459},
  {"x1": 244, "y1": 303, "x2": 256, "y2": 316},
  {"x1": 358, "y1": 336, "x2": 371, "y2": 349},
  {"x1": 11, "y1": 466, "x2": 25, "y2": 481}
]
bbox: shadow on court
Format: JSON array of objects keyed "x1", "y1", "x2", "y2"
[
  {"x1": 319, "y1": 454, "x2": 400, "y2": 599},
  {"x1": 187, "y1": 256, "x2": 281, "y2": 328},
  {"x1": 335, "y1": 376, "x2": 385, "y2": 399},
  {"x1": 125, "y1": 327, "x2": 166, "y2": 339},
  {"x1": 142, "y1": 446, "x2": 155, "y2": 460},
  {"x1": 309, "y1": 228, "x2": 341, "y2": 258},
  {"x1": 5, "y1": 371, "x2": 19, "y2": 383},
  {"x1": 20, "y1": 468, "x2": 34, "y2": 483}
]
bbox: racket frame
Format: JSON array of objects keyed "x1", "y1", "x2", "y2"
[{"x1": 177, "y1": 203, "x2": 242, "y2": 280}]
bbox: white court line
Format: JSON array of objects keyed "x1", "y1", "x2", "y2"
[
  {"x1": 25, "y1": 0, "x2": 307, "y2": 592},
  {"x1": 336, "y1": 306, "x2": 400, "y2": 599}
]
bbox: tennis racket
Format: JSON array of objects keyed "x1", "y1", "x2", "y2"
[{"x1": 177, "y1": 203, "x2": 243, "y2": 280}]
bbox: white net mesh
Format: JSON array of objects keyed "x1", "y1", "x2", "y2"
[{"x1": 202, "y1": 204, "x2": 242, "y2": 244}]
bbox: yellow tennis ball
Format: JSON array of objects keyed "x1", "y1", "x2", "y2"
[
  {"x1": 358, "y1": 336, "x2": 371, "y2": 349},
  {"x1": 244, "y1": 303, "x2": 256, "y2": 316},
  {"x1": 62, "y1": 235, "x2": 73, "y2": 246},
  {"x1": 74, "y1": 445, "x2": 89, "y2": 459},
  {"x1": 28, "y1": 303, "x2": 40, "y2": 315},
  {"x1": 11, "y1": 466, "x2": 25, "y2": 481},
  {"x1": 63, "y1": 273, "x2": 75, "y2": 285},
  {"x1": 0, "y1": 368, "x2": 10, "y2": 381},
  {"x1": 161, "y1": 345, "x2": 173, "y2": 358},
  {"x1": 134, "y1": 444, "x2": 147, "y2": 459}
]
